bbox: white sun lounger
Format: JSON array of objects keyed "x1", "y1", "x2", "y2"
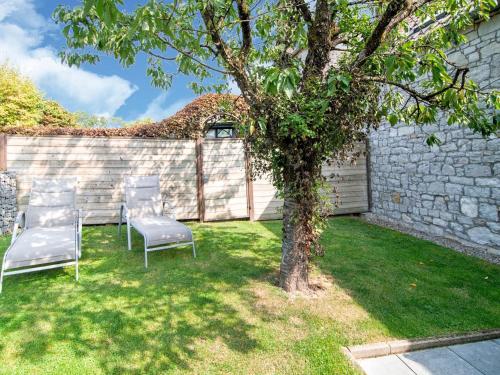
[
  {"x1": 118, "y1": 175, "x2": 196, "y2": 267},
  {"x1": 1, "y1": 178, "x2": 82, "y2": 293}
]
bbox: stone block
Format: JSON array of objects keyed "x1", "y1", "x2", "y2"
[
  {"x1": 461, "y1": 197, "x2": 479, "y2": 218},
  {"x1": 481, "y1": 41, "x2": 500, "y2": 58},
  {"x1": 450, "y1": 176, "x2": 474, "y2": 185},
  {"x1": 467, "y1": 227, "x2": 500, "y2": 246},
  {"x1": 479, "y1": 203, "x2": 498, "y2": 221},
  {"x1": 422, "y1": 200, "x2": 433, "y2": 209},
  {"x1": 434, "y1": 196, "x2": 448, "y2": 210},
  {"x1": 490, "y1": 187, "x2": 500, "y2": 199},
  {"x1": 428, "y1": 182, "x2": 445, "y2": 194},
  {"x1": 476, "y1": 178, "x2": 500, "y2": 187},
  {"x1": 391, "y1": 192, "x2": 401, "y2": 204},
  {"x1": 465, "y1": 186, "x2": 491, "y2": 198},
  {"x1": 429, "y1": 225, "x2": 444, "y2": 236},
  {"x1": 442, "y1": 165, "x2": 455, "y2": 175},
  {"x1": 445, "y1": 183, "x2": 463, "y2": 195},
  {"x1": 464, "y1": 164, "x2": 492, "y2": 177},
  {"x1": 494, "y1": 163, "x2": 500, "y2": 176},
  {"x1": 430, "y1": 163, "x2": 442, "y2": 175},
  {"x1": 441, "y1": 143, "x2": 458, "y2": 152},
  {"x1": 433, "y1": 218, "x2": 448, "y2": 227},
  {"x1": 440, "y1": 211, "x2": 453, "y2": 221},
  {"x1": 398, "y1": 126, "x2": 414, "y2": 136}
]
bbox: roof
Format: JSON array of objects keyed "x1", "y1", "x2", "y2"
[
  {"x1": 2, "y1": 93, "x2": 248, "y2": 139},
  {"x1": 151, "y1": 93, "x2": 248, "y2": 138}
]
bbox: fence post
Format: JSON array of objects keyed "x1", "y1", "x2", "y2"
[
  {"x1": 365, "y1": 137, "x2": 372, "y2": 212},
  {"x1": 244, "y1": 142, "x2": 255, "y2": 221},
  {"x1": 0, "y1": 134, "x2": 6, "y2": 171},
  {"x1": 195, "y1": 137, "x2": 205, "y2": 222}
]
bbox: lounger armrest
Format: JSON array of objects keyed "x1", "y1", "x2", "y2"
[
  {"x1": 77, "y1": 209, "x2": 83, "y2": 244},
  {"x1": 11, "y1": 211, "x2": 25, "y2": 245},
  {"x1": 77, "y1": 209, "x2": 83, "y2": 232},
  {"x1": 118, "y1": 203, "x2": 130, "y2": 237},
  {"x1": 120, "y1": 203, "x2": 130, "y2": 219},
  {"x1": 163, "y1": 201, "x2": 176, "y2": 220},
  {"x1": 74, "y1": 209, "x2": 83, "y2": 257}
]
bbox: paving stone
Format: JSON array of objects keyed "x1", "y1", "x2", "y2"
[
  {"x1": 398, "y1": 347, "x2": 483, "y2": 375},
  {"x1": 448, "y1": 340, "x2": 500, "y2": 375},
  {"x1": 358, "y1": 355, "x2": 414, "y2": 375}
]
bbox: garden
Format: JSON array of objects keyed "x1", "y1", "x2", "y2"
[
  {"x1": 1, "y1": 218, "x2": 498, "y2": 374},
  {"x1": 1, "y1": 0, "x2": 500, "y2": 373}
]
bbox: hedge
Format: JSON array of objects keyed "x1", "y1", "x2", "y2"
[{"x1": 2, "y1": 94, "x2": 248, "y2": 139}]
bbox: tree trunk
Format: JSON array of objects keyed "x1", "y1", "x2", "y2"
[{"x1": 279, "y1": 195, "x2": 309, "y2": 292}]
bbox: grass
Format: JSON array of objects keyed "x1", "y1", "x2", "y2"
[{"x1": 0, "y1": 217, "x2": 499, "y2": 374}]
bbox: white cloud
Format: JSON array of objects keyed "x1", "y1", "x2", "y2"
[
  {"x1": 0, "y1": 0, "x2": 46, "y2": 29},
  {"x1": 0, "y1": 0, "x2": 136, "y2": 117},
  {"x1": 138, "y1": 93, "x2": 192, "y2": 121}
]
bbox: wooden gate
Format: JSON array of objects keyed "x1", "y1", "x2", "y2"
[{"x1": 200, "y1": 139, "x2": 249, "y2": 221}]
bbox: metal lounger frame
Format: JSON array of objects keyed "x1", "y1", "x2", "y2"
[
  {"x1": 118, "y1": 203, "x2": 196, "y2": 268},
  {"x1": 0, "y1": 209, "x2": 82, "y2": 293}
]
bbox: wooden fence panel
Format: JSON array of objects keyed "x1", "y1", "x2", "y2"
[
  {"x1": 7, "y1": 136, "x2": 198, "y2": 223},
  {"x1": 253, "y1": 143, "x2": 369, "y2": 220},
  {"x1": 202, "y1": 139, "x2": 248, "y2": 221}
]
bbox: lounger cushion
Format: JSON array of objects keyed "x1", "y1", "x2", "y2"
[
  {"x1": 26, "y1": 177, "x2": 77, "y2": 229},
  {"x1": 131, "y1": 216, "x2": 192, "y2": 247},
  {"x1": 3, "y1": 226, "x2": 76, "y2": 270},
  {"x1": 125, "y1": 176, "x2": 163, "y2": 218},
  {"x1": 26, "y1": 207, "x2": 76, "y2": 228}
]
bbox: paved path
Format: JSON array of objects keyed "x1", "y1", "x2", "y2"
[{"x1": 357, "y1": 339, "x2": 500, "y2": 375}]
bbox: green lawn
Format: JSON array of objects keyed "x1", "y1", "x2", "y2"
[{"x1": 0, "y1": 218, "x2": 499, "y2": 374}]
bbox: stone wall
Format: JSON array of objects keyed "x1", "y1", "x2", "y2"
[
  {"x1": 0, "y1": 172, "x2": 17, "y2": 234},
  {"x1": 368, "y1": 13, "x2": 500, "y2": 253}
]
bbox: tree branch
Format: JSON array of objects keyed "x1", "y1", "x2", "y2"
[
  {"x1": 147, "y1": 51, "x2": 177, "y2": 61},
  {"x1": 200, "y1": 2, "x2": 258, "y2": 104},
  {"x1": 354, "y1": 0, "x2": 432, "y2": 67},
  {"x1": 156, "y1": 33, "x2": 230, "y2": 74},
  {"x1": 291, "y1": 0, "x2": 313, "y2": 23},
  {"x1": 200, "y1": 4, "x2": 234, "y2": 68},
  {"x1": 235, "y1": 0, "x2": 252, "y2": 58},
  {"x1": 302, "y1": 0, "x2": 334, "y2": 81},
  {"x1": 361, "y1": 67, "x2": 470, "y2": 103}
]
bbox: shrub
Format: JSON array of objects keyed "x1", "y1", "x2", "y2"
[{"x1": 0, "y1": 64, "x2": 77, "y2": 129}]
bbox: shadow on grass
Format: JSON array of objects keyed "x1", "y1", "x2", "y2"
[{"x1": 0, "y1": 222, "x2": 281, "y2": 374}]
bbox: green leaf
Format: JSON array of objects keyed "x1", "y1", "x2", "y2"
[
  {"x1": 426, "y1": 134, "x2": 442, "y2": 146},
  {"x1": 388, "y1": 114, "x2": 398, "y2": 126}
]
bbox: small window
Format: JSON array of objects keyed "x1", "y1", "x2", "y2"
[
  {"x1": 205, "y1": 122, "x2": 236, "y2": 139},
  {"x1": 215, "y1": 127, "x2": 234, "y2": 138},
  {"x1": 206, "y1": 129, "x2": 217, "y2": 138}
]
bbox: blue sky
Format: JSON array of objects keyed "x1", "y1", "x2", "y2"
[{"x1": 0, "y1": 0, "x2": 226, "y2": 121}]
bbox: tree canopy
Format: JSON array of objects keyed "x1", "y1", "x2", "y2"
[
  {"x1": 0, "y1": 64, "x2": 77, "y2": 128},
  {"x1": 55, "y1": 0, "x2": 499, "y2": 291},
  {"x1": 55, "y1": 0, "x2": 498, "y2": 136}
]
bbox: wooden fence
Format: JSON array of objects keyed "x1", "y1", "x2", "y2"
[{"x1": 1, "y1": 135, "x2": 368, "y2": 224}]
